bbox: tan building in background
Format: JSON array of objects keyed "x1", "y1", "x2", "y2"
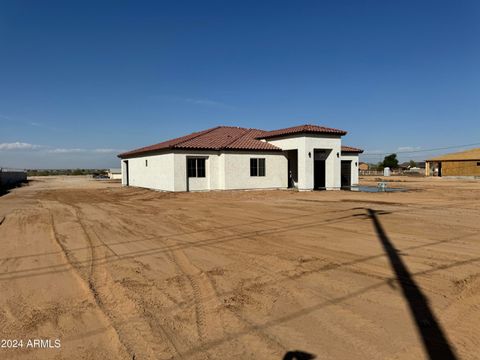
[
  {"x1": 426, "y1": 148, "x2": 480, "y2": 177},
  {"x1": 359, "y1": 162, "x2": 369, "y2": 171}
]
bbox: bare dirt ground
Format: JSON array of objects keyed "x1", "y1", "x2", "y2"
[{"x1": 0, "y1": 175, "x2": 479, "y2": 360}]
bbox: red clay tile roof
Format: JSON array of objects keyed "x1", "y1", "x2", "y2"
[
  {"x1": 118, "y1": 124, "x2": 353, "y2": 158},
  {"x1": 256, "y1": 124, "x2": 347, "y2": 139},
  {"x1": 118, "y1": 126, "x2": 282, "y2": 158},
  {"x1": 341, "y1": 145, "x2": 364, "y2": 153},
  {"x1": 224, "y1": 129, "x2": 277, "y2": 151}
]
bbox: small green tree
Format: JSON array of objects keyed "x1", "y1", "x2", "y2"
[
  {"x1": 382, "y1": 154, "x2": 399, "y2": 169},
  {"x1": 409, "y1": 160, "x2": 417, "y2": 168}
]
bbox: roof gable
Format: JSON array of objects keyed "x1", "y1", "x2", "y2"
[{"x1": 256, "y1": 124, "x2": 347, "y2": 139}]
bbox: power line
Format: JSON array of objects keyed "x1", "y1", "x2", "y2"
[{"x1": 362, "y1": 142, "x2": 480, "y2": 156}]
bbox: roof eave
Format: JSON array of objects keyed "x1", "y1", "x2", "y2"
[
  {"x1": 257, "y1": 130, "x2": 347, "y2": 140},
  {"x1": 341, "y1": 150, "x2": 364, "y2": 154},
  {"x1": 118, "y1": 146, "x2": 283, "y2": 158}
]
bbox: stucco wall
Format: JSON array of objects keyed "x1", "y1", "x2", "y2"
[
  {"x1": 340, "y1": 153, "x2": 360, "y2": 185},
  {"x1": 172, "y1": 151, "x2": 286, "y2": 191},
  {"x1": 122, "y1": 150, "x2": 287, "y2": 192},
  {"x1": 267, "y1": 134, "x2": 342, "y2": 190},
  {"x1": 223, "y1": 152, "x2": 287, "y2": 190},
  {"x1": 121, "y1": 153, "x2": 175, "y2": 191}
]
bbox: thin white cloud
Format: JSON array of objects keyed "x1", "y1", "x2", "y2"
[
  {"x1": 0, "y1": 142, "x2": 43, "y2": 150},
  {"x1": 151, "y1": 95, "x2": 235, "y2": 109},
  {"x1": 0, "y1": 142, "x2": 123, "y2": 154},
  {"x1": 93, "y1": 148, "x2": 122, "y2": 153},
  {"x1": 48, "y1": 148, "x2": 122, "y2": 154},
  {"x1": 363, "y1": 149, "x2": 385, "y2": 155},
  {"x1": 184, "y1": 98, "x2": 224, "y2": 106},
  {"x1": 28, "y1": 121, "x2": 43, "y2": 127},
  {"x1": 0, "y1": 114, "x2": 58, "y2": 131},
  {"x1": 48, "y1": 148, "x2": 87, "y2": 154},
  {"x1": 397, "y1": 146, "x2": 422, "y2": 152}
]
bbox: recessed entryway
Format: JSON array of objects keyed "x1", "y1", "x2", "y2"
[
  {"x1": 341, "y1": 160, "x2": 352, "y2": 188},
  {"x1": 314, "y1": 149, "x2": 330, "y2": 190},
  {"x1": 123, "y1": 160, "x2": 129, "y2": 186},
  {"x1": 286, "y1": 149, "x2": 298, "y2": 188}
]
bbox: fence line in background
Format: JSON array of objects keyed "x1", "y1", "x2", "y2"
[
  {"x1": 0, "y1": 167, "x2": 26, "y2": 173},
  {"x1": 360, "y1": 169, "x2": 425, "y2": 176}
]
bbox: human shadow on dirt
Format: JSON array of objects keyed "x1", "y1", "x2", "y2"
[
  {"x1": 0, "y1": 187, "x2": 9, "y2": 197},
  {"x1": 0, "y1": 180, "x2": 29, "y2": 198},
  {"x1": 366, "y1": 208, "x2": 457, "y2": 360},
  {"x1": 282, "y1": 350, "x2": 316, "y2": 359}
]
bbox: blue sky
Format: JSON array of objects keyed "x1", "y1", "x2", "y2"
[{"x1": 1, "y1": 0, "x2": 479, "y2": 168}]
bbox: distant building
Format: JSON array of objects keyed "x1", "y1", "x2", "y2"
[
  {"x1": 108, "y1": 168, "x2": 122, "y2": 180},
  {"x1": 399, "y1": 161, "x2": 425, "y2": 173},
  {"x1": 359, "y1": 162, "x2": 369, "y2": 171},
  {"x1": 118, "y1": 124, "x2": 363, "y2": 192},
  {"x1": 426, "y1": 148, "x2": 480, "y2": 177},
  {"x1": 399, "y1": 162, "x2": 412, "y2": 170}
]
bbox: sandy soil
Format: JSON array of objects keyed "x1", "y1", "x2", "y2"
[{"x1": 0, "y1": 175, "x2": 479, "y2": 359}]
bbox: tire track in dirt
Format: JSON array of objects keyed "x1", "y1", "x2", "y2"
[
  {"x1": 168, "y1": 244, "x2": 286, "y2": 358},
  {"x1": 72, "y1": 204, "x2": 183, "y2": 360},
  {"x1": 158, "y1": 215, "x2": 287, "y2": 358},
  {"x1": 203, "y1": 268, "x2": 289, "y2": 356},
  {"x1": 169, "y1": 248, "x2": 223, "y2": 343},
  {"x1": 47, "y1": 198, "x2": 181, "y2": 360},
  {"x1": 45, "y1": 206, "x2": 130, "y2": 359}
]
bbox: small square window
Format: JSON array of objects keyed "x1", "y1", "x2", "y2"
[{"x1": 250, "y1": 158, "x2": 266, "y2": 176}]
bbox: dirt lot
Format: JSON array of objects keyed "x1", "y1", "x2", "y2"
[{"x1": 0, "y1": 176, "x2": 479, "y2": 360}]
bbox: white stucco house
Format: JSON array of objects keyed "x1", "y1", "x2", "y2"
[
  {"x1": 107, "y1": 168, "x2": 122, "y2": 180},
  {"x1": 117, "y1": 124, "x2": 363, "y2": 192}
]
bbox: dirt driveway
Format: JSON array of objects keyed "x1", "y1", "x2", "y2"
[{"x1": 0, "y1": 176, "x2": 479, "y2": 359}]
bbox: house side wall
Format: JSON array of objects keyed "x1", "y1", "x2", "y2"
[
  {"x1": 122, "y1": 150, "x2": 287, "y2": 192},
  {"x1": 223, "y1": 152, "x2": 287, "y2": 190},
  {"x1": 340, "y1": 153, "x2": 360, "y2": 185},
  {"x1": 441, "y1": 160, "x2": 480, "y2": 176},
  {"x1": 121, "y1": 153, "x2": 175, "y2": 191},
  {"x1": 267, "y1": 135, "x2": 342, "y2": 190}
]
